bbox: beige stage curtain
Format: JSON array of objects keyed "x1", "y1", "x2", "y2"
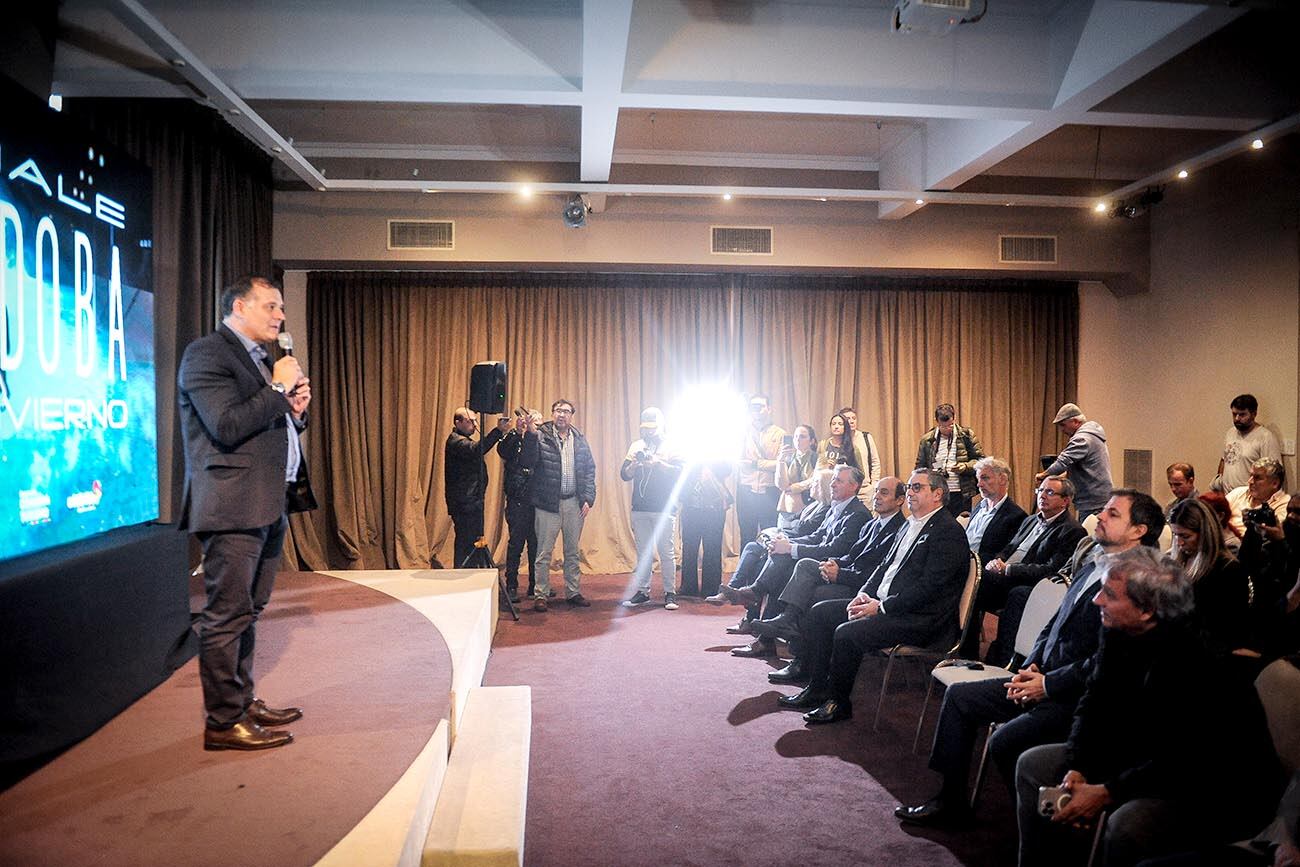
[{"x1": 293, "y1": 272, "x2": 1076, "y2": 574}]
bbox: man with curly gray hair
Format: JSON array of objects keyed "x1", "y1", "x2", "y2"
[{"x1": 1014, "y1": 546, "x2": 1281, "y2": 867}]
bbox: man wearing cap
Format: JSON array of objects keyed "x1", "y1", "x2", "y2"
[
  {"x1": 1036, "y1": 403, "x2": 1113, "y2": 521},
  {"x1": 621, "y1": 408, "x2": 685, "y2": 609}
]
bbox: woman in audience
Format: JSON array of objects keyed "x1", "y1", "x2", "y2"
[
  {"x1": 776, "y1": 424, "x2": 818, "y2": 531},
  {"x1": 818, "y1": 413, "x2": 858, "y2": 470},
  {"x1": 1168, "y1": 497, "x2": 1251, "y2": 653},
  {"x1": 1199, "y1": 490, "x2": 1243, "y2": 553},
  {"x1": 678, "y1": 462, "x2": 733, "y2": 598}
]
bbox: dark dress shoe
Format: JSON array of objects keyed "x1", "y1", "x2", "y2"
[
  {"x1": 248, "y1": 698, "x2": 302, "y2": 727},
  {"x1": 566, "y1": 593, "x2": 591, "y2": 607},
  {"x1": 730, "y1": 638, "x2": 773, "y2": 658},
  {"x1": 895, "y1": 798, "x2": 973, "y2": 827},
  {"x1": 725, "y1": 616, "x2": 753, "y2": 635},
  {"x1": 721, "y1": 584, "x2": 759, "y2": 607},
  {"x1": 204, "y1": 719, "x2": 294, "y2": 751},
  {"x1": 777, "y1": 684, "x2": 827, "y2": 709},
  {"x1": 768, "y1": 659, "x2": 808, "y2": 684},
  {"x1": 704, "y1": 591, "x2": 728, "y2": 605},
  {"x1": 749, "y1": 611, "x2": 800, "y2": 642},
  {"x1": 803, "y1": 698, "x2": 853, "y2": 724}
]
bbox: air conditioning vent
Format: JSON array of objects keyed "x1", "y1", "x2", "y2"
[
  {"x1": 711, "y1": 226, "x2": 773, "y2": 255},
  {"x1": 388, "y1": 220, "x2": 454, "y2": 250},
  {"x1": 1123, "y1": 449, "x2": 1153, "y2": 494},
  {"x1": 999, "y1": 235, "x2": 1056, "y2": 264}
]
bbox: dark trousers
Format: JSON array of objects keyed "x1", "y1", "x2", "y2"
[
  {"x1": 778, "y1": 558, "x2": 858, "y2": 612},
  {"x1": 503, "y1": 498, "x2": 538, "y2": 592},
  {"x1": 450, "y1": 505, "x2": 484, "y2": 568},
  {"x1": 727, "y1": 541, "x2": 776, "y2": 619},
  {"x1": 804, "y1": 598, "x2": 930, "y2": 702},
  {"x1": 736, "y1": 485, "x2": 780, "y2": 547},
  {"x1": 749, "y1": 553, "x2": 799, "y2": 617},
  {"x1": 928, "y1": 677, "x2": 1074, "y2": 800},
  {"x1": 680, "y1": 506, "x2": 726, "y2": 596},
  {"x1": 197, "y1": 515, "x2": 287, "y2": 729},
  {"x1": 945, "y1": 491, "x2": 973, "y2": 516},
  {"x1": 986, "y1": 583, "x2": 1034, "y2": 666}
]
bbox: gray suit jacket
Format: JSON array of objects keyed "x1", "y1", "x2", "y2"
[{"x1": 177, "y1": 324, "x2": 314, "y2": 533}]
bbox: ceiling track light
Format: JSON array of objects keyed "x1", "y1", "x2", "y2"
[
  {"x1": 1108, "y1": 185, "x2": 1164, "y2": 219},
  {"x1": 562, "y1": 193, "x2": 590, "y2": 228}
]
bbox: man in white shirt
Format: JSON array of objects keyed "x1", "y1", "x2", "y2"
[
  {"x1": 965, "y1": 457, "x2": 1027, "y2": 569},
  {"x1": 1227, "y1": 457, "x2": 1289, "y2": 536},
  {"x1": 1214, "y1": 394, "x2": 1281, "y2": 492}
]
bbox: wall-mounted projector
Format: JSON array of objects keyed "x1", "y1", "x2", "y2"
[{"x1": 891, "y1": 0, "x2": 973, "y2": 36}]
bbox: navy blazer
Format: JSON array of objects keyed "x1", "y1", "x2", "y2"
[
  {"x1": 790, "y1": 498, "x2": 871, "y2": 562},
  {"x1": 834, "y1": 510, "x2": 908, "y2": 588},
  {"x1": 862, "y1": 508, "x2": 971, "y2": 642},
  {"x1": 177, "y1": 324, "x2": 313, "y2": 533},
  {"x1": 996, "y1": 512, "x2": 1088, "y2": 583},
  {"x1": 1022, "y1": 538, "x2": 1103, "y2": 701}
]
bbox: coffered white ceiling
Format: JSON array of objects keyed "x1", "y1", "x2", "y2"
[{"x1": 52, "y1": 0, "x2": 1300, "y2": 218}]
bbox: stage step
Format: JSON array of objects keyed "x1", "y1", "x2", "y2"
[{"x1": 423, "y1": 685, "x2": 532, "y2": 867}]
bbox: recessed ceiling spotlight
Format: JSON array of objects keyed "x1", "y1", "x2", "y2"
[
  {"x1": 914, "y1": 198, "x2": 924, "y2": 205},
  {"x1": 423, "y1": 188, "x2": 439, "y2": 194},
  {"x1": 171, "y1": 58, "x2": 186, "y2": 67},
  {"x1": 519, "y1": 185, "x2": 534, "y2": 198},
  {"x1": 271, "y1": 145, "x2": 283, "y2": 153},
  {"x1": 1176, "y1": 169, "x2": 1188, "y2": 179},
  {"x1": 1094, "y1": 202, "x2": 1107, "y2": 213},
  {"x1": 228, "y1": 108, "x2": 242, "y2": 116},
  {"x1": 722, "y1": 193, "x2": 732, "y2": 201},
  {"x1": 317, "y1": 186, "x2": 326, "y2": 191},
  {"x1": 1251, "y1": 138, "x2": 1264, "y2": 150},
  {"x1": 817, "y1": 197, "x2": 827, "y2": 202}
]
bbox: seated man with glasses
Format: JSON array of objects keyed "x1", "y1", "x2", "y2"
[
  {"x1": 777, "y1": 469, "x2": 970, "y2": 724},
  {"x1": 976, "y1": 476, "x2": 1088, "y2": 662}
]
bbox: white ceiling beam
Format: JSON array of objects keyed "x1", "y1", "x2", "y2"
[{"x1": 579, "y1": 0, "x2": 634, "y2": 183}]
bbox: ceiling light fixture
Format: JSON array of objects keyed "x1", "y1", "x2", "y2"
[
  {"x1": 1251, "y1": 138, "x2": 1264, "y2": 150},
  {"x1": 519, "y1": 185, "x2": 534, "y2": 198},
  {"x1": 722, "y1": 193, "x2": 732, "y2": 201},
  {"x1": 1094, "y1": 202, "x2": 1107, "y2": 213},
  {"x1": 1176, "y1": 169, "x2": 1188, "y2": 179},
  {"x1": 914, "y1": 198, "x2": 924, "y2": 205},
  {"x1": 562, "y1": 194, "x2": 590, "y2": 229}
]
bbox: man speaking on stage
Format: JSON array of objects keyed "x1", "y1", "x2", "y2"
[{"x1": 177, "y1": 275, "x2": 316, "y2": 752}]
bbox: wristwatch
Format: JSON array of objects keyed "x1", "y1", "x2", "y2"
[{"x1": 270, "y1": 381, "x2": 288, "y2": 395}]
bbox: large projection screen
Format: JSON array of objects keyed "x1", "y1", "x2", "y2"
[{"x1": 1, "y1": 90, "x2": 157, "y2": 562}]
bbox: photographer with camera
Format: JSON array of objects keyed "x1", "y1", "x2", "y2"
[
  {"x1": 498, "y1": 407, "x2": 543, "y2": 603},
  {"x1": 1014, "y1": 547, "x2": 1281, "y2": 867},
  {"x1": 620, "y1": 408, "x2": 685, "y2": 609}
]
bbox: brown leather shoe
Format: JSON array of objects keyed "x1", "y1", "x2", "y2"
[
  {"x1": 204, "y1": 719, "x2": 294, "y2": 751},
  {"x1": 721, "y1": 584, "x2": 759, "y2": 607},
  {"x1": 533, "y1": 597, "x2": 548, "y2": 612},
  {"x1": 248, "y1": 698, "x2": 302, "y2": 727}
]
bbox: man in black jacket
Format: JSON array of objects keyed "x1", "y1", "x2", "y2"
[
  {"x1": 521, "y1": 398, "x2": 597, "y2": 611},
  {"x1": 896, "y1": 489, "x2": 1162, "y2": 827},
  {"x1": 444, "y1": 407, "x2": 509, "y2": 568},
  {"x1": 1015, "y1": 546, "x2": 1281, "y2": 867},
  {"x1": 497, "y1": 408, "x2": 542, "y2": 602},
  {"x1": 780, "y1": 469, "x2": 971, "y2": 723}
]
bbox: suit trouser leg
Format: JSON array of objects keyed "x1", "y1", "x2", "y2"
[
  {"x1": 987, "y1": 584, "x2": 1034, "y2": 666},
  {"x1": 803, "y1": 598, "x2": 851, "y2": 690},
  {"x1": 927, "y1": 677, "x2": 1017, "y2": 795},
  {"x1": 1015, "y1": 743, "x2": 1073, "y2": 867},
  {"x1": 750, "y1": 554, "x2": 796, "y2": 617},
  {"x1": 827, "y1": 615, "x2": 921, "y2": 703},
  {"x1": 198, "y1": 515, "x2": 286, "y2": 729},
  {"x1": 988, "y1": 700, "x2": 1077, "y2": 798},
  {"x1": 777, "y1": 558, "x2": 826, "y2": 611}
]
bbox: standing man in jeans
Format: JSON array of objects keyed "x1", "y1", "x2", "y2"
[
  {"x1": 497, "y1": 408, "x2": 542, "y2": 602},
  {"x1": 522, "y1": 398, "x2": 596, "y2": 612},
  {"x1": 621, "y1": 407, "x2": 685, "y2": 609}
]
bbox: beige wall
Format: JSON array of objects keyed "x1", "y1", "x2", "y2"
[{"x1": 1078, "y1": 142, "x2": 1299, "y2": 498}]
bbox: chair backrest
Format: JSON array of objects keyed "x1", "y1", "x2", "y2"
[
  {"x1": 1081, "y1": 513, "x2": 1099, "y2": 536},
  {"x1": 955, "y1": 514, "x2": 970, "y2": 528},
  {"x1": 1013, "y1": 578, "x2": 1070, "y2": 658},
  {"x1": 1255, "y1": 658, "x2": 1300, "y2": 776},
  {"x1": 950, "y1": 554, "x2": 982, "y2": 652}
]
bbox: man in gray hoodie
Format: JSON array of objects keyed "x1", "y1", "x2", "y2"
[{"x1": 1036, "y1": 403, "x2": 1113, "y2": 520}]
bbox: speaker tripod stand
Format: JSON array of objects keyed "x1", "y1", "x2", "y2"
[{"x1": 461, "y1": 537, "x2": 519, "y2": 621}]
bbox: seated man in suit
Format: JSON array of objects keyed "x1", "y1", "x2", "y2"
[
  {"x1": 751, "y1": 476, "x2": 907, "y2": 668},
  {"x1": 1015, "y1": 546, "x2": 1281, "y2": 867},
  {"x1": 965, "y1": 457, "x2": 1027, "y2": 568},
  {"x1": 720, "y1": 465, "x2": 870, "y2": 657},
  {"x1": 778, "y1": 469, "x2": 970, "y2": 723},
  {"x1": 978, "y1": 476, "x2": 1088, "y2": 662},
  {"x1": 707, "y1": 469, "x2": 835, "y2": 639},
  {"x1": 895, "y1": 488, "x2": 1163, "y2": 826}
]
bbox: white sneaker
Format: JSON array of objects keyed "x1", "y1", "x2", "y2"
[{"x1": 664, "y1": 593, "x2": 679, "y2": 610}]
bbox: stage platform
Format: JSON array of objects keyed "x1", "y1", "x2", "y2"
[{"x1": 0, "y1": 567, "x2": 520, "y2": 867}]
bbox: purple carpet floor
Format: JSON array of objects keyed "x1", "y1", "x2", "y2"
[{"x1": 485, "y1": 573, "x2": 1019, "y2": 867}]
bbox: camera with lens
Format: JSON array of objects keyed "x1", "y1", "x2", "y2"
[
  {"x1": 1244, "y1": 505, "x2": 1277, "y2": 528},
  {"x1": 635, "y1": 449, "x2": 652, "y2": 463}
]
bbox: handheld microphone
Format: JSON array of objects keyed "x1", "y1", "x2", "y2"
[{"x1": 277, "y1": 332, "x2": 294, "y2": 355}]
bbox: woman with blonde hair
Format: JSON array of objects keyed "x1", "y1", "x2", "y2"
[
  {"x1": 1168, "y1": 496, "x2": 1251, "y2": 652},
  {"x1": 776, "y1": 424, "x2": 819, "y2": 531}
]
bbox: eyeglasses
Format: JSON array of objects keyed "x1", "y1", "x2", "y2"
[
  {"x1": 553, "y1": 407, "x2": 574, "y2": 415},
  {"x1": 905, "y1": 482, "x2": 935, "y2": 492},
  {"x1": 936, "y1": 415, "x2": 953, "y2": 423},
  {"x1": 1036, "y1": 488, "x2": 1062, "y2": 497}
]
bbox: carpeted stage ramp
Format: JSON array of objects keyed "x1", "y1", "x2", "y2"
[{"x1": 0, "y1": 570, "x2": 1015, "y2": 867}]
